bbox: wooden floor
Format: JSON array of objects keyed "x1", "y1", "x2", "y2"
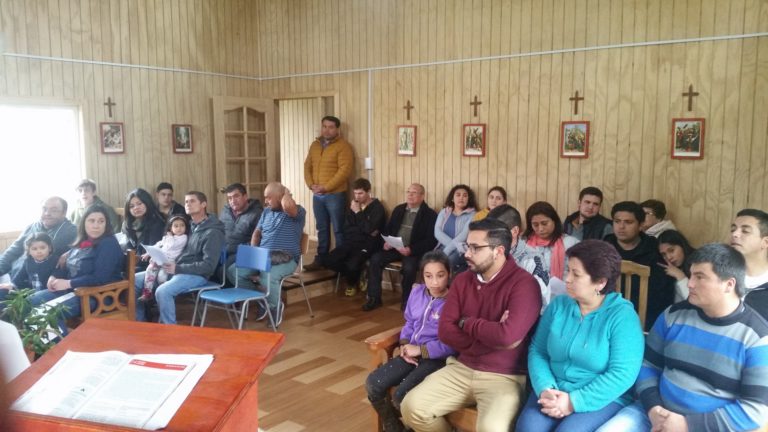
[{"x1": 176, "y1": 279, "x2": 404, "y2": 432}]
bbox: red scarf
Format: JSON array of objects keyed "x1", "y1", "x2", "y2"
[
  {"x1": 526, "y1": 235, "x2": 565, "y2": 280},
  {"x1": 79, "y1": 239, "x2": 94, "y2": 249}
]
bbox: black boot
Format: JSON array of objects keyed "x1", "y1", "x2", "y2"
[
  {"x1": 362, "y1": 297, "x2": 382, "y2": 311},
  {"x1": 370, "y1": 399, "x2": 405, "y2": 432}
]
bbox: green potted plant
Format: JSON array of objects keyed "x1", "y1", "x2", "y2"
[{"x1": 1, "y1": 288, "x2": 68, "y2": 359}]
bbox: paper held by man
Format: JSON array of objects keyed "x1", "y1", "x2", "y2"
[{"x1": 11, "y1": 350, "x2": 213, "y2": 430}]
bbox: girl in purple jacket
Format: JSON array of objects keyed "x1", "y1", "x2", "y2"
[{"x1": 366, "y1": 251, "x2": 457, "y2": 432}]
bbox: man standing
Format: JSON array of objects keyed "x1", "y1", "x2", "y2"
[
  {"x1": 363, "y1": 183, "x2": 437, "y2": 311},
  {"x1": 228, "y1": 182, "x2": 305, "y2": 325},
  {"x1": 730, "y1": 208, "x2": 768, "y2": 319},
  {"x1": 0, "y1": 197, "x2": 76, "y2": 281},
  {"x1": 563, "y1": 186, "x2": 613, "y2": 240},
  {"x1": 400, "y1": 218, "x2": 541, "y2": 431},
  {"x1": 604, "y1": 201, "x2": 675, "y2": 330},
  {"x1": 68, "y1": 179, "x2": 120, "y2": 232},
  {"x1": 155, "y1": 182, "x2": 186, "y2": 220},
  {"x1": 598, "y1": 243, "x2": 768, "y2": 431},
  {"x1": 135, "y1": 191, "x2": 225, "y2": 324},
  {"x1": 303, "y1": 116, "x2": 354, "y2": 269},
  {"x1": 219, "y1": 183, "x2": 263, "y2": 268},
  {"x1": 319, "y1": 178, "x2": 385, "y2": 296}
]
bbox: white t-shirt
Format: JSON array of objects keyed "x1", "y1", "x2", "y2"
[{"x1": 745, "y1": 270, "x2": 768, "y2": 290}]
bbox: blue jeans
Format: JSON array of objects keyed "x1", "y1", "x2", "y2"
[
  {"x1": 594, "y1": 401, "x2": 651, "y2": 432},
  {"x1": 227, "y1": 260, "x2": 297, "y2": 312},
  {"x1": 312, "y1": 192, "x2": 346, "y2": 256},
  {"x1": 134, "y1": 272, "x2": 209, "y2": 324},
  {"x1": 28, "y1": 288, "x2": 91, "y2": 335},
  {"x1": 516, "y1": 392, "x2": 624, "y2": 432}
]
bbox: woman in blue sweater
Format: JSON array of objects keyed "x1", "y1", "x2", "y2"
[
  {"x1": 433, "y1": 184, "x2": 476, "y2": 274},
  {"x1": 516, "y1": 240, "x2": 645, "y2": 432},
  {"x1": 30, "y1": 205, "x2": 124, "y2": 325}
]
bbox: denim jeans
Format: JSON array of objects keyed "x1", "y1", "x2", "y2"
[
  {"x1": 134, "y1": 271, "x2": 209, "y2": 324},
  {"x1": 312, "y1": 192, "x2": 346, "y2": 256},
  {"x1": 594, "y1": 401, "x2": 651, "y2": 432},
  {"x1": 516, "y1": 392, "x2": 624, "y2": 432},
  {"x1": 28, "y1": 288, "x2": 91, "y2": 335},
  {"x1": 227, "y1": 260, "x2": 297, "y2": 312}
]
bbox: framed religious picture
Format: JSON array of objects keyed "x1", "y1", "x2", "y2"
[
  {"x1": 397, "y1": 125, "x2": 417, "y2": 156},
  {"x1": 99, "y1": 122, "x2": 125, "y2": 154},
  {"x1": 462, "y1": 123, "x2": 486, "y2": 157},
  {"x1": 671, "y1": 118, "x2": 705, "y2": 159},
  {"x1": 172, "y1": 124, "x2": 193, "y2": 153},
  {"x1": 560, "y1": 121, "x2": 590, "y2": 158}
]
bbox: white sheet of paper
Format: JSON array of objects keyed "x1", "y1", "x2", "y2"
[
  {"x1": 381, "y1": 235, "x2": 404, "y2": 249},
  {"x1": 141, "y1": 244, "x2": 168, "y2": 265}
]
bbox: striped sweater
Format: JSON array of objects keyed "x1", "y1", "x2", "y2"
[{"x1": 637, "y1": 301, "x2": 768, "y2": 431}]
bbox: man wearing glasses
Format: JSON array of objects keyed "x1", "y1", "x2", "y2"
[
  {"x1": 401, "y1": 218, "x2": 542, "y2": 431},
  {"x1": 0, "y1": 197, "x2": 77, "y2": 286}
]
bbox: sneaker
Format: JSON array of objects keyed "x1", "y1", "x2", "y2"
[
  {"x1": 303, "y1": 260, "x2": 324, "y2": 272},
  {"x1": 362, "y1": 298, "x2": 382, "y2": 312},
  {"x1": 345, "y1": 286, "x2": 357, "y2": 297}
]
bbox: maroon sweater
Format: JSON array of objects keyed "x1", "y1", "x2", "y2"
[{"x1": 438, "y1": 258, "x2": 541, "y2": 375}]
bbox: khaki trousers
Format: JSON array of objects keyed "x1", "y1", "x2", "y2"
[{"x1": 400, "y1": 357, "x2": 527, "y2": 432}]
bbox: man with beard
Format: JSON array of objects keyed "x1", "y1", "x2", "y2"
[
  {"x1": 400, "y1": 218, "x2": 541, "y2": 431},
  {"x1": 563, "y1": 186, "x2": 613, "y2": 240}
]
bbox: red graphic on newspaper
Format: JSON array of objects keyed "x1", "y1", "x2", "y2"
[{"x1": 129, "y1": 359, "x2": 189, "y2": 371}]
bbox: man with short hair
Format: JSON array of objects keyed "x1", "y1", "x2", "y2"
[
  {"x1": 563, "y1": 186, "x2": 613, "y2": 240},
  {"x1": 598, "y1": 243, "x2": 768, "y2": 431},
  {"x1": 401, "y1": 218, "x2": 541, "y2": 431},
  {"x1": 604, "y1": 201, "x2": 675, "y2": 330},
  {"x1": 134, "y1": 191, "x2": 225, "y2": 324},
  {"x1": 319, "y1": 178, "x2": 386, "y2": 296},
  {"x1": 363, "y1": 183, "x2": 437, "y2": 311},
  {"x1": 68, "y1": 179, "x2": 120, "y2": 232},
  {"x1": 155, "y1": 182, "x2": 185, "y2": 219},
  {"x1": 640, "y1": 199, "x2": 677, "y2": 237},
  {"x1": 228, "y1": 182, "x2": 305, "y2": 324},
  {"x1": 303, "y1": 115, "x2": 354, "y2": 269},
  {"x1": 219, "y1": 183, "x2": 263, "y2": 268},
  {"x1": 730, "y1": 208, "x2": 768, "y2": 320},
  {"x1": 0, "y1": 197, "x2": 76, "y2": 281}
]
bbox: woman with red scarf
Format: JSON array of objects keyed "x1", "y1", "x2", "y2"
[{"x1": 523, "y1": 202, "x2": 579, "y2": 286}]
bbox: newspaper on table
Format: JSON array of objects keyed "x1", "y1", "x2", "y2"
[
  {"x1": 381, "y1": 235, "x2": 405, "y2": 250},
  {"x1": 141, "y1": 244, "x2": 168, "y2": 265},
  {"x1": 12, "y1": 350, "x2": 213, "y2": 430}
]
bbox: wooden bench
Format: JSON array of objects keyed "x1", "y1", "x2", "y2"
[{"x1": 365, "y1": 327, "x2": 478, "y2": 432}]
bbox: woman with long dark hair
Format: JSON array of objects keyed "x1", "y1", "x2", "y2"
[
  {"x1": 122, "y1": 188, "x2": 166, "y2": 271},
  {"x1": 657, "y1": 229, "x2": 696, "y2": 302},
  {"x1": 523, "y1": 201, "x2": 579, "y2": 283},
  {"x1": 434, "y1": 184, "x2": 477, "y2": 273}
]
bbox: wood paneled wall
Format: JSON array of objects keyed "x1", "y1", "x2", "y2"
[
  {"x1": 0, "y1": 0, "x2": 263, "y2": 212},
  {"x1": 1, "y1": 0, "x2": 766, "y2": 246},
  {"x1": 258, "y1": 0, "x2": 768, "y2": 245}
]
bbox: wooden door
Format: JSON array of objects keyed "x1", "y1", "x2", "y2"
[{"x1": 212, "y1": 97, "x2": 277, "y2": 210}]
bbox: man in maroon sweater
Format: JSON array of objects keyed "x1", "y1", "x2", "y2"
[{"x1": 400, "y1": 218, "x2": 542, "y2": 431}]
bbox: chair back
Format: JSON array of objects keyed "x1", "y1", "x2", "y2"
[
  {"x1": 235, "y1": 244, "x2": 271, "y2": 272},
  {"x1": 618, "y1": 260, "x2": 650, "y2": 329},
  {"x1": 299, "y1": 232, "x2": 309, "y2": 268},
  {"x1": 75, "y1": 249, "x2": 136, "y2": 321}
]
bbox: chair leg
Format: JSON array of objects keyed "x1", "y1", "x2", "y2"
[
  {"x1": 191, "y1": 292, "x2": 200, "y2": 326},
  {"x1": 238, "y1": 302, "x2": 248, "y2": 330},
  {"x1": 300, "y1": 278, "x2": 314, "y2": 318},
  {"x1": 263, "y1": 299, "x2": 277, "y2": 332},
  {"x1": 200, "y1": 301, "x2": 209, "y2": 327},
  {"x1": 335, "y1": 273, "x2": 341, "y2": 293}
]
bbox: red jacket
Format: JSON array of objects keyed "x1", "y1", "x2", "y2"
[{"x1": 438, "y1": 258, "x2": 541, "y2": 375}]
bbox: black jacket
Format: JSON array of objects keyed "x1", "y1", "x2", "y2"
[
  {"x1": 745, "y1": 281, "x2": 768, "y2": 322},
  {"x1": 383, "y1": 201, "x2": 438, "y2": 257},
  {"x1": 343, "y1": 198, "x2": 386, "y2": 253},
  {"x1": 563, "y1": 211, "x2": 612, "y2": 240}
]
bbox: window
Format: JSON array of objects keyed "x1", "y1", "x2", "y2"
[{"x1": 0, "y1": 103, "x2": 83, "y2": 232}]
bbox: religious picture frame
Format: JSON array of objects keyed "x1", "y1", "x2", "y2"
[
  {"x1": 172, "y1": 124, "x2": 193, "y2": 153},
  {"x1": 560, "y1": 121, "x2": 590, "y2": 158},
  {"x1": 671, "y1": 118, "x2": 705, "y2": 160},
  {"x1": 462, "y1": 123, "x2": 486, "y2": 157},
  {"x1": 397, "y1": 125, "x2": 417, "y2": 156},
  {"x1": 99, "y1": 122, "x2": 125, "y2": 154}
]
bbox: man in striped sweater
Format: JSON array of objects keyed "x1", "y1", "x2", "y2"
[{"x1": 598, "y1": 243, "x2": 768, "y2": 432}]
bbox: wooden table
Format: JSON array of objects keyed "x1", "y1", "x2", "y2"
[{"x1": 4, "y1": 319, "x2": 284, "y2": 431}]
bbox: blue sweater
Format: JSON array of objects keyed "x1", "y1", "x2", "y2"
[
  {"x1": 53, "y1": 235, "x2": 124, "y2": 288},
  {"x1": 528, "y1": 292, "x2": 645, "y2": 412}
]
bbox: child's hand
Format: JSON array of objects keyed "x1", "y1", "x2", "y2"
[
  {"x1": 0, "y1": 283, "x2": 13, "y2": 290},
  {"x1": 141, "y1": 253, "x2": 150, "y2": 261}
]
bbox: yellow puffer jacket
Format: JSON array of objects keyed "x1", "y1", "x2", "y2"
[{"x1": 303, "y1": 136, "x2": 354, "y2": 193}]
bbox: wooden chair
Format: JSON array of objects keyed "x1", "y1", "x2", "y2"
[
  {"x1": 381, "y1": 261, "x2": 403, "y2": 292},
  {"x1": 618, "y1": 260, "x2": 650, "y2": 329},
  {"x1": 365, "y1": 327, "x2": 478, "y2": 432},
  {"x1": 74, "y1": 249, "x2": 136, "y2": 321}
]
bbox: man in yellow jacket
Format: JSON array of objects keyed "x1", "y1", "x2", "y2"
[{"x1": 303, "y1": 116, "x2": 355, "y2": 269}]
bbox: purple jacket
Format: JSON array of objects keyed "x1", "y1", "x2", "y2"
[{"x1": 400, "y1": 284, "x2": 457, "y2": 359}]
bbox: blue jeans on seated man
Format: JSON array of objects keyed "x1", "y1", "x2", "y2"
[
  {"x1": 516, "y1": 392, "x2": 624, "y2": 432},
  {"x1": 226, "y1": 260, "x2": 298, "y2": 320},
  {"x1": 134, "y1": 272, "x2": 209, "y2": 324},
  {"x1": 28, "y1": 288, "x2": 95, "y2": 336},
  {"x1": 313, "y1": 192, "x2": 346, "y2": 258},
  {"x1": 594, "y1": 401, "x2": 651, "y2": 432}
]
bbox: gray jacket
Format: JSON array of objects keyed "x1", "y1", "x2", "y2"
[
  {"x1": 176, "y1": 214, "x2": 225, "y2": 279},
  {"x1": 0, "y1": 219, "x2": 77, "y2": 276},
  {"x1": 220, "y1": 199, "x2": 263, "y2": 265}
]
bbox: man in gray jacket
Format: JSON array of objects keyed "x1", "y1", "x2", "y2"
[
  {"x1": 135, "y1": 191, "x2": 225, "y2": 324},
  {"x1": 219, "y1": 183, "x2": 262, "y2": 268}
]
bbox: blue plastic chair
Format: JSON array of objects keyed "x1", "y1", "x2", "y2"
[
  {"x1": 188, "y1": 247, "x2": 228, "y2": 326},
  {"x1": 198, "y1": 245, "x2": 277, "y2": 331}
]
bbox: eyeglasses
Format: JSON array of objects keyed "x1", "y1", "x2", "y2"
[{"x1": 462, "y1": 243, "x2": 494, "y2": 254}]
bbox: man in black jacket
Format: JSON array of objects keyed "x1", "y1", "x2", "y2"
[
  {"x1": 563, "y1": 186, "x2": 613, "y2": 240},
  {"x1": 731, "y1": 208, "x2": 768, "y2": 320},
  {"x1": 363, "y1": 183, "x2": 437, "y2": 311}
]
